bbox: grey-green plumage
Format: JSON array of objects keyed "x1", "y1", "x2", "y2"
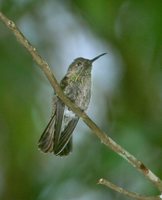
[{"x1": 38, "y1": 53, "x2": 106, "y2": 156}]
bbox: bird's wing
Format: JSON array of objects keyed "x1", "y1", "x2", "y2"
[
  {"x1": 53, "y1": 99, "x2": 65, "y2": 146},
  {"x1": 54, "y1": 117, "x2": 79, "y2": 155},
  {"x1": 38, "y1": 95, "x2": 79, "y2": 156},
  {"x1": 38, "y1": 98, "x2": 65, "y2": 153},
  {"x1": 57, "y1": 137, "x2": 73, "y2": 156}
]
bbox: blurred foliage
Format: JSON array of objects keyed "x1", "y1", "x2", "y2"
[{"x1": 0, "y1": 0, "x2": 162, "y2": 200}]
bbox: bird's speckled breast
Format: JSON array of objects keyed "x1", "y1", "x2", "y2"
[{"x1": 63, "y1": 76, "x2": 91, "y2": 111}]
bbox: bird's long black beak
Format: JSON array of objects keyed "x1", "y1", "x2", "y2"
[{"x1": 90, "y1": 53, "x2": 107, "y2": 63}]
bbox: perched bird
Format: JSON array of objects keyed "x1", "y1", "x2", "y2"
[{"x1": 38, "y1": 53, "x2": 106, "y2": 156}]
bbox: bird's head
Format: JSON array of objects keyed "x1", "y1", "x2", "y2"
[{"x1": 67, "y1": 53, "x2": 107, "y2": 78}]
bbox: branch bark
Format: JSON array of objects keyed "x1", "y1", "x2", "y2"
[{"x1": 0, "y1": 11, "x2": 162, "y2": 199}]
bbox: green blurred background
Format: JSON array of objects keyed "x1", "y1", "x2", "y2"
[{"x1": 0, "y1": 0, "x2": 162, "y2": 200}]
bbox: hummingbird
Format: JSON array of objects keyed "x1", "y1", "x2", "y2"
[{"x1": 38, "y1": 53, "x2": 106, "y2": 156}]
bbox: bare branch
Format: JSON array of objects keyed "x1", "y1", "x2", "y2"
[
  {"x1": 0, "y1": 11, "x2": 162, "y2": 196},
  {"x1": 98, "y1": 178, "x2": 161, "y2": 200}
]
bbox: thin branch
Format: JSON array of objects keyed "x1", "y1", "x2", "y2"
[
  {"x1": 0, "y1": 11, "x2": 162, "y2": 195},
  {"x1": 98, "y1": 178, "x2": 161, "y2": 200}
]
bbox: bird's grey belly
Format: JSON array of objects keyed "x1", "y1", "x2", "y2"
[
  {"x1": 64, "y1": 83, "x2": 91, "y2": 111},
  {"x1": 75, "y1": 88, "x2": 91, "y2": 110}
]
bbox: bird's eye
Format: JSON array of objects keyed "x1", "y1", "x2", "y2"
[{"x1": 76, "y1": 61, "x2": 82, "y2": 67}]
